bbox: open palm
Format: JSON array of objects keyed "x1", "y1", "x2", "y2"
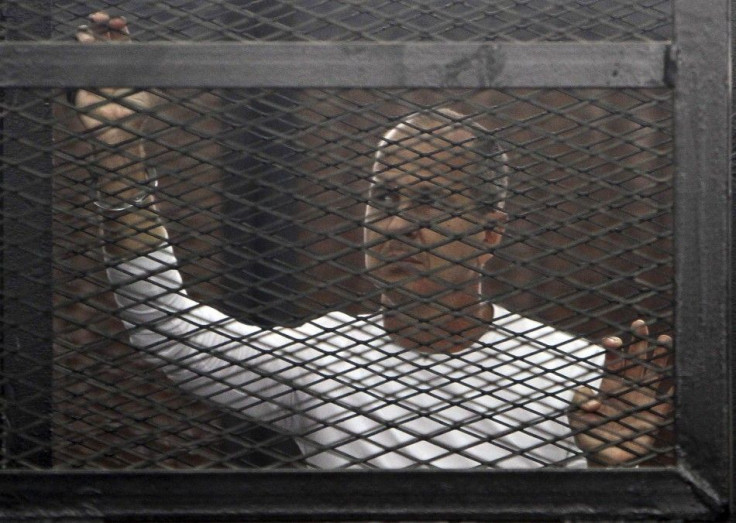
[{"x1": 568, "y1": 320, "x2": 674, "y2": 466}]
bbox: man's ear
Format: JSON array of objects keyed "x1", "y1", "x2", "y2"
[{"x1": 483, "y1": 210, "x2": 507, "y2": 248}]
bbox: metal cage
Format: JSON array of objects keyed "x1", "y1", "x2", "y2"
[{"x1": 0, "y1": 0, "x2": 731, "y2": 520}]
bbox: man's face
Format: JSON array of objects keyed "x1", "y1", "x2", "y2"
[{"x1": 363, "y1": 128, "x2": 505, "y2": 299}]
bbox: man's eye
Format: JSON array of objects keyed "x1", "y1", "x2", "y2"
[
  {"x1": 410, "y1": 190, "x2": 458, "y2": 212},
  {"x1": 476, "y1": 200, "x2": 499, "y2": 213}
]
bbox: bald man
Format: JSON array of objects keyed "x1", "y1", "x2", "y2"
[{"x1": 75, "y1": 13, "x2": 673, "y2": 469}]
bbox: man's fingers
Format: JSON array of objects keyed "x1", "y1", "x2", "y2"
[
  {"x1": 651, "y1": 335, "x2": 673, "y2": 367},
  {"x1": 600, "y1": 320, "x2": 672, "y2": 392},
  {"x1": 76, "y1": 25, "x2": 95, "y2": 44},
  {"x1": 88, "y1": 11, "x2": 110, "y2": 25},
  {"x1": 630, "y1": 319, "x2": 650, "y2": 356},
  {"x1": 653, "y1": 334, "x2": 675, "y2": 397},
  {"x1": 86, "y1": 12, "x2": 130, "y2": 42},
  {"x1": 657, "y1": 334, "x2": 673, "y2": 350},
  {"x1": 623, "y1": 319, "x2": 650, "y2": 382},
  {"x1": 108, "y1": 17, "x2": 131, "y2": 42},
  {"x1": 571, "y1": 386, "x2": 601, "y2": 412},
  {"x1": 88, "y1": 12, "x2": 111, "y2": 40},
  {"x1": 577, "y1": 323, "x2": 675, "y2": 466},
  {"x1": 602, "y1": 335, "x2": 625, "y2": 374},
  {"x1": 73, "y1": 12, "x2": 134, "y2": 110}
]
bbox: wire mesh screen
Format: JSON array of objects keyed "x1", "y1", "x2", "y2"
[
  {"x1": 35, "y1": 85, "x2": 673, "y2": 470},
  {"x1": 13, "y1": 0, "x2": 672, "y2": 42},
  {"x1": 2, "y1": 1, "x2": 677, "y2": 473}
]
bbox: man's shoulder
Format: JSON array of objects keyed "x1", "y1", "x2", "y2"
[
  {"x1": 299, "y1": 310, "x2": 386, "y2": 342},
  {"x1": 482, "y1": 305, "x2": 604, "y2": 373},
  {"x1": 307, "y1": 310, "x2": 378, "y2": 329},
  {"x1": 489, "y1": 306, "x2": 594, "y2": 348}
]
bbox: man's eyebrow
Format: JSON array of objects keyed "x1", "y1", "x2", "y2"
[
  {"x1": 410, "y1": 185, "x2": 451, "y2": 194},
  {"x1": 440, "y1": 180, "x2": 475, "y2": 193},
  {"x1": 405, "y1": 185, "x2": 456, "y2": 202}
]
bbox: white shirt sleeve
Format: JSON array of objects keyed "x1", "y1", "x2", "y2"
[{"x1": 105, "y1": 244, "x2": 307, "y2": 429}]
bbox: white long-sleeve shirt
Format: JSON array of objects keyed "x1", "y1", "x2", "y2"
[{"x1": 107, "y1": 246, "x2": 603, "y2": 469}]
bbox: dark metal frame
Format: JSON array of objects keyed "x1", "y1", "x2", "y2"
[
  {"x1": 0, "y1": 0, "x2": 731, "y2": 520},
  {"x1": 0, "y1": 0, "x2": 53, "y2": 471}
]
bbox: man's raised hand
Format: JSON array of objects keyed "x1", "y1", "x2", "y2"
[
  {"x1": 74, "y1": 12, "x2": 153, "y2": 140},
  {"x1": 568, "y1": 320, "x2": 674, "y2": 466}
]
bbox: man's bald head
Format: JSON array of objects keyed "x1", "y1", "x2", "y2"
[{"x1": 373, "y1": 108, "x2": 509, "y2": 210}]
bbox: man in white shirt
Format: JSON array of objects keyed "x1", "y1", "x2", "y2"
[{"x1": 75, "y1": 12, "x2": 674, "y2": 469}]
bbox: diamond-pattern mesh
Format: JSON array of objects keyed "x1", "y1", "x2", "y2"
[
  {"x1": 8, "y1": 0, "x2": 671, "y2": 42},
  {"x1": 1, "y1": 2, "x2": 676, "y2": 471},
  {"x1": 40, "y1": 86, "x2": 674, "y2": 469}
]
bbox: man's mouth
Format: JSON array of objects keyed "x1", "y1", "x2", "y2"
[
  {"x1": 373, "y1": 251, "x2": 425, "y2": 279},
  {"x1": 382, "y1": 251, "x2": 422, "y2": 265}
]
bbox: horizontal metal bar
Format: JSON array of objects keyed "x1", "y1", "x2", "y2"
[
  {"x1": 0, "y1": 469, "x2": 723, "y2": 520},
  {"x1": 0, "y1": 41, "x2": 670, "y2": 88}
]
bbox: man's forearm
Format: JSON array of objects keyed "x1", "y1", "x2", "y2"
[{"x1": 93, "y1": 128, "x2": 168, "y2": 258}]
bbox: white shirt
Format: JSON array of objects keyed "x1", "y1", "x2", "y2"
[{"x1": 107, "y1": 246, "x2": 603, "y2": 469}]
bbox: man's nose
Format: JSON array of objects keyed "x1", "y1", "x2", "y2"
[{"x1": 381, "y1": 213, "x2": 423, "y2": 239}]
